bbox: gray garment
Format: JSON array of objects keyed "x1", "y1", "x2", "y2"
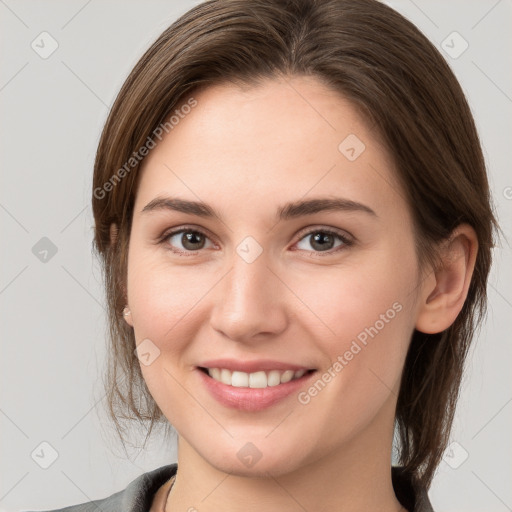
[
  {"x1": 23, "y1": 463, "x2": 434, "y2": 512},
  {"x1": 22, "y1": 464, "x2": 178, "y2": 512}
]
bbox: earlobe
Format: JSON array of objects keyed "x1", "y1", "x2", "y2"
[
  {"x1": 415, "y1": 224, "x2": 478, "y2": 334},
  {"x1": 123, "y1": 305, "x2": 134, "y2": 327}
]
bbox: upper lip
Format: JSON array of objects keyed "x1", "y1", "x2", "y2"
[{"x1": 198, "y1": 359, "x2": 316, "y2": 373}]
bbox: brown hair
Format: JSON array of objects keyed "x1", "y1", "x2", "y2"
[{"x1": 92, "y1": 0, "x2": 498, "y2": 489}]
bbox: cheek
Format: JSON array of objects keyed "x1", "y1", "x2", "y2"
[
  {"x1": 127, "y1": 245, "x2": 209, "y2": 331},
  {"x1": 291, "y1": 245, "x2": 417, "y2": 393},
  {"x1": 293, "y1": 247, "x2": 416, "y2": 341},
  {"x1": 126, "y1": 253, "x2": 210, "y2": 418},
  {"x1": 289, "y1": 259, "x2": 416, "y2": 443}
]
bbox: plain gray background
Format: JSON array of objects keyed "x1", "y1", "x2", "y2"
[{"x1": 1, "y1": 0, "x2": 511, "y2": 510}]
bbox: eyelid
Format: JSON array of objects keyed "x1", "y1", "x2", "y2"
[
  {"x1": 157, "y1": 224, "x2": 218, "y2": 249},
  {"x1": 294, "y1": 224, "x2": 354, "y2": 244},
  {"x1": 158, "y1": 224, "x2": 354, "y2": 255}
]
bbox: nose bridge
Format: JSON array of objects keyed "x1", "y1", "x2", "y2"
[{"x1": 210, "y1": 243, "x2": 287, "y2": 341}]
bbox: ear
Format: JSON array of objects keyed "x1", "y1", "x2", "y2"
[
  {"x1": 110, "y1": 222, "x2": 133, "y2": 327},
  {"x1": 415, "y1": 224, "x2": 478, "y2": 334}
]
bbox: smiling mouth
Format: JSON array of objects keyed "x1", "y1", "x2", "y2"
[{"x1": 197, "y1": 366, "x2": 317, "y2": 388}]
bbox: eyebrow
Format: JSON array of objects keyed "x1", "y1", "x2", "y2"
[{"x1": 141, "y1": 196, "x2": 377, "y2": 220}]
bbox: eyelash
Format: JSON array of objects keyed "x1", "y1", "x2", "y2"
[{"x1": 157, "y1": 225, "x2": 354, "y2": 257}]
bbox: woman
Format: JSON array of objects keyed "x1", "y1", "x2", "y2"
[{"x1": 30, "y1": 0, "x2": 498, "y2": 510}]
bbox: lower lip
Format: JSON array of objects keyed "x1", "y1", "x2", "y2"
[{"x1": 196, "y1": 368, "x2": 317, "y2": 412}]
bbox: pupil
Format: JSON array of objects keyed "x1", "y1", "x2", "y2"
[
  {"x1": 312, "y1": 232, "x2": 333, "y2": 251},
  {"x1": 183, "y1": 232, "x2": 204, "y2": 250}
]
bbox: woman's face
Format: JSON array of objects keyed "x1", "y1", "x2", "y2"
[{"x1": 123, "y1": 75, "x2": 426, "y2": 476}]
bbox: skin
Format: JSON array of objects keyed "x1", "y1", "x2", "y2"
[{"x1": 114, "y1": 75, "x2": 478, "y2": 512}]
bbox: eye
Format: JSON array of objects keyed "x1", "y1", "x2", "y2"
[
  {"x1": 158, "y1": 225, "x2": 353, "y2": 256},
  {"x1": 160, "y1": 226, "x2": 215, "y2": 255},
  {"x1": 294, "y1": 227, "x2": 353, "y2": 255}
]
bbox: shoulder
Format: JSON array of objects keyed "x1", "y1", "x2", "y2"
[{"x1": 21, "y1": 463, "x2": 178, "y2": 512}]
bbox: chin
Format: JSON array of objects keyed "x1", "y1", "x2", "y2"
[{"x1": 196, "y1": 437, "x2": 311, "y2": 479}]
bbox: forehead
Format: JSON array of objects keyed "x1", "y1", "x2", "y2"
[{"x1": 133, "y1": 76, "x2": 404, "y2": 221}]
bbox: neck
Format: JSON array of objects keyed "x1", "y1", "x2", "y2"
[{"x1": 166, "y1": 398, "x2": 404, "y2": 512}]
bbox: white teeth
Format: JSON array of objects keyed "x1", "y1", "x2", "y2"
[
  {"x1": 231, "y1": 371, "x2": 249, "y2": 387},
  {"x1": 280, "y1": 370, "x2": 294, "y2": 383},
  {"x1": 267, "y1": 370, "x2": 281, "y2": 387},
  {"x1": 206, "y1": 367, "x2": 310, "y2": 388},
  {"x1": 249, "y1": 371, "x2": 267, "y2": 388},
  {"x1": 209, "y1": 368, "x2": 221, "y2": 381},
  {"x1": 220, "y1": 368, "x2": 231, "y2": 385}
]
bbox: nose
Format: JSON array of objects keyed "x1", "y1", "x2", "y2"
[{"x1": 209, "y1": 247, "x2": 288, "y2": 343}]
